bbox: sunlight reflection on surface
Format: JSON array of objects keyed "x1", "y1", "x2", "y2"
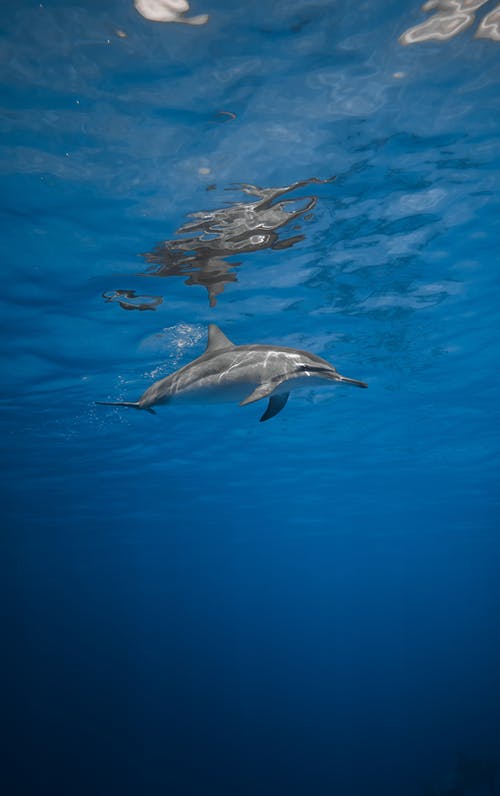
[
  {"x1": 400, "y1": 0, "x2": 500, "y2": 43},
  {"x1": 134, "y1": 0, "x2": 208, "y2": 25}
]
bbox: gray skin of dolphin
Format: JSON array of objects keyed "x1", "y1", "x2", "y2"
[{"x1": 96, "y1": 324, "x2": 368, "y2": 422}]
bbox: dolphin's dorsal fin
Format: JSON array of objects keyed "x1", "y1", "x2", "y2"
[{"x1": 206, "y1": 324, "x2": 235, "y2": 353}]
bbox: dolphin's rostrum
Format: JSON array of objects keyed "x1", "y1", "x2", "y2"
[{"x1": 96, "y1": 324, "x2": 368, "y2": 422}]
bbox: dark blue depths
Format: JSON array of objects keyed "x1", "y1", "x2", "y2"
[{"x1": 1, "y1": 1, "x2": 499, "y2": 794}]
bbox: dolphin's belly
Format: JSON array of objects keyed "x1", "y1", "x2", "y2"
[
  {"x1": 167, "y1": 373, "x2": 327, "y2": 406},
  {"x1": 168, "y1": 379, "x2": 258, "y2": 405}
]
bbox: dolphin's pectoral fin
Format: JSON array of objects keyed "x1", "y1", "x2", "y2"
[
  {"x1": 240, "y1": 381, "x2": 277, "y2": 407},
  {"x1": 260, "y1": 392, "x2": 289, "y2": 422},
  {"x1": 240, "y1": 383, "x2": 289, "y2": 420}
]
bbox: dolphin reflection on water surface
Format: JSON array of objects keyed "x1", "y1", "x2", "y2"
[
  {"x1": 96, "y1": 324, "x2": 368, "y2": 422},
  {"x1": 140, "y1": 177, "x2": 335, "y2": 307}
]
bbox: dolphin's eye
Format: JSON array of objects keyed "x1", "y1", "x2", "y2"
[{"x1": 297, "y1": 365, "x2": 328, "y2": 375}]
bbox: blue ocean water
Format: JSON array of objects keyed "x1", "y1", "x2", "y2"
[{"x1": 1, "y1": 1, "x2": 499, "y2": 794}]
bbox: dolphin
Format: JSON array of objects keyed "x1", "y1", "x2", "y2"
[{"x1": 96, "y1": 324, "x2": 368, "y2": 422}]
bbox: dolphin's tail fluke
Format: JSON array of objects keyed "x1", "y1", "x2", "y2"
[
  {"x1": 338, "y1": 376, "x2": 368, "y2": 389},
  {"x1": 95, "y1": 401, "x2": 156, "y2": 415}
]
